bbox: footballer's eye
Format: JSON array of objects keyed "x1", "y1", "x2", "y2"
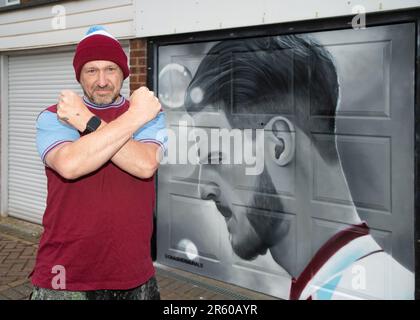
[{"x1": 207, "y1": 152, "x2": 224, "y2": 164}]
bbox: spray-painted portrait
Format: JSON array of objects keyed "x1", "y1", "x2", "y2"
[{"x1": 155, "y1": 23, "x2": 415, "y2": 299}]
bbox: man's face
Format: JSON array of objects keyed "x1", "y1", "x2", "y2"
[
  {"x1": 79, "y1": 60, "x2": 123, "y2": 105},
  {"x1": 192, "y1": 110, "x2": 282, "y2": 260}
]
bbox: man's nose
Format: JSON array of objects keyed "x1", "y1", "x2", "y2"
[
  {"x1": 198, "y1": 181, "x2": 220, "y2": 201},
  {"x1": 97, "y1": 71, "x2": 108, "y2": 87}
]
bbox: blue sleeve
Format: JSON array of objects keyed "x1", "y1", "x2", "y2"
[
  {"x1": 36, "y1": 110, "x2": 80, "y2": 163},
  {"x1": 133, "y1": 111, "x2": 168, "y2": 152}
]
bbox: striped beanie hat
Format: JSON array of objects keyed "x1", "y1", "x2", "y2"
[{"x1": 73, "y1": 26, "x2": 129, "y2": 82}]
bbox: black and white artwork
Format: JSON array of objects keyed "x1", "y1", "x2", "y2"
[{"x1": 155, "y1": 23, "x2": 415, "y2": 299}]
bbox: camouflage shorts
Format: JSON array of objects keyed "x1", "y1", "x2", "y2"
[{"x1": 30, "y1": 276, "x2": 160, "y2": 300}]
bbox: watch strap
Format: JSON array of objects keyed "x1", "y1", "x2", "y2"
[{"x1": 83, "y1": 115, "x2": 101, "y2": 135}]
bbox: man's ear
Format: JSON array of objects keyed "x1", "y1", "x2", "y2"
[{"x1": 265, "y1": 116, "x2": 295, "y2": 166}]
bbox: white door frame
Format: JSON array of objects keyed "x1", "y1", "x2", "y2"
[{"x1": 1, "y1": 54, "x2": 9, "y2": 217}]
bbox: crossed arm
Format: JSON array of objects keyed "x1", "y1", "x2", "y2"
[
  {"x1": 44, "y1": 88, "x2": 163, "y2": 180},
  {"x1": 45, "y1": 113, "x2": 161, "y2": 180}
]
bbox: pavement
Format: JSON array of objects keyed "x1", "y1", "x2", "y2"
[{"x1": 0, "y1": 216, "x2": 278, "y2": 300}]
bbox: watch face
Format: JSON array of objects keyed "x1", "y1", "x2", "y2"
[{"x1": 86, "y1": 116, "x2": 101, "y2": 133}]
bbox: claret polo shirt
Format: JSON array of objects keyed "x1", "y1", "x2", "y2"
[{"x1": 30, "y1": 96, "x2": 168, "y2": 291}]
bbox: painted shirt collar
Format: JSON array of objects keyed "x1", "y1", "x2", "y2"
[{"x1": 289, "y1": 222, "x2": 383, "y2": 300}]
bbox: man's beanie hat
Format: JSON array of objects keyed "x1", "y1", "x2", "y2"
[{"x1": 73, "y1": 26, "x2": 129, "y2": 82}]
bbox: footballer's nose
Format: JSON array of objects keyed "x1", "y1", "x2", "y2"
[{"x1": 198, "y1": 180, "x2": 220, "y2": 201}]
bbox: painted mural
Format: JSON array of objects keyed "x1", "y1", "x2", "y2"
[{"x1": 156, "y1": 23, "x2": 415, "y2": 299}]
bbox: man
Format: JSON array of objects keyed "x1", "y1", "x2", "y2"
[
  {"x1": 182, "y1": 34, "x2": 413, "y2": 299},
  {"x1": 29, "y1": 26, "x2": 167, "y2": 300}
]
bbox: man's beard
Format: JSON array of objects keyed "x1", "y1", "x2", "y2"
[
  {"x1": 248, "y1": 169, "x2": 285, "y2": 241},
  {"x1": 84, "y1": 87, "x2": 120, "y2": 106},
  {"x1": 230, "y1": 169, "x2": 286, "y2": 260}
]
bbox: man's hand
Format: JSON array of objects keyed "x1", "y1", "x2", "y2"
[
  {"x1": 57, "y1": 90, "x2": 94, "y2": 132},
  {"x1": 128, "y1": 86, "x2": 161, "y2": 127}
]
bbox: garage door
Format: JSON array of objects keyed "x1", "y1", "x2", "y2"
[
  {"x1": 155, "y1": 23, "x2": 415, "y2": 299},
  {"x1": 7, "y1": 47, "x2": 129, "y2": 224}
]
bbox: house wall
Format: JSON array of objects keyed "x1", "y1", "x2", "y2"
[
  {"x1": 0, "y1": 0, "x2": 135, "y2": 51},
  {"x1": 134, "y1": 0, "x2": 420, "y2": 37}
]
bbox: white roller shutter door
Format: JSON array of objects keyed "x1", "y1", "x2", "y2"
[{"x1": 7, "y1": 47, "x2": 130, "y2": 224}]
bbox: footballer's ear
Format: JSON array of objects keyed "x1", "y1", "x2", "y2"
[{"x1": 265, "y1": 116, "x2": 295, "y2": 166}]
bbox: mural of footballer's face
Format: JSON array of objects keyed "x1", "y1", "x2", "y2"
[
  {"x1": 192, "y1": 109, "x2": 292, "y2": 261},
  {"x1": 183, "y1": 34, "x2": 338, "y2": 269}
]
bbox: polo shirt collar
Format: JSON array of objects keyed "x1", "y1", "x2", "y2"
[{"x1": 83, "y1": 95, "x2": 126, "y2": 109}]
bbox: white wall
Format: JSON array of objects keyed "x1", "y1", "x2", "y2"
[
  {"x1": 135, "y1": 0, "x2": 420, "y2": 37},
  {"x1": 0, "y1": 0, "x2": 135, "y2": 51},
  {"x1": 0, "y1": 0, "x2": 419, "y2": 50}
]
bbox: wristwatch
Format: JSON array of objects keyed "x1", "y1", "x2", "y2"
[{"x1": 83, "y1": 115, "x2": 101, "y2": 135}]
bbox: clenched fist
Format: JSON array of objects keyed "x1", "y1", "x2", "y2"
[
  {"x1": 128, "y1": 86, "x2": 161, "y2": 127},
  {"x1": 57, "y1": 90, "x2": 94, "y2": 132}
]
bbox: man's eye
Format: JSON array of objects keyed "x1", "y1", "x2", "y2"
[
  {"x1": 107, "y1": 67, "x2": 116, "y2": 72},
  {"x1": 87, "y1": 69, "x2": 96, "y2": 74}
]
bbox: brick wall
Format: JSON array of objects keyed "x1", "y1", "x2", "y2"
[{"x1": 129, "y1": 39, "x2": 147, "y2": 95}]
